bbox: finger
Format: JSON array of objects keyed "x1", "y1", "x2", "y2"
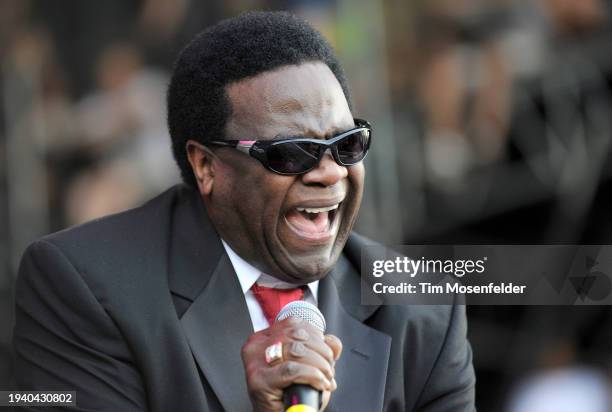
[
  {"x1": 288, "y1": 329, "x2": 334, "y2": 366},
  {"x1": 324, "y1": 334, "x2": 343, "y2": 361},
  {"x1": 241, "y1": 331, "x2": 271, "y2": 361},
  {"x1": 295, "y1": 319, "x2": 325, "y2": 338},
  {"x1": 283, "y1": 341, "x2": 334, "y2": 380},
  {"x1": 258, "y1": 320, "x2": 335, "y2": 366},
  {"x1": 266, "y1": 361, "x2": 333, "y2": 393},
  {"x1": 274, "y1": 316, "x2": 303, "y2": 330},
  {"x1": 289, "y1": 326, "x2": 310, "y2": 341},
  {"x1": 242, "y1": 319, "x2": 303, "y2": 363},
  {"x1": 265, "y1": 317, "x2": 313, "y2": 342}
]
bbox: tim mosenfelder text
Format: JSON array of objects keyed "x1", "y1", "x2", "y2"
[{"x1": 370, "y1": 256, "x2": 527, "y2": 296}]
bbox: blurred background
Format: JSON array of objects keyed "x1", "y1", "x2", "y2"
[{"x1": 1, "y1": 0, "x2": 612, "y2": 410}]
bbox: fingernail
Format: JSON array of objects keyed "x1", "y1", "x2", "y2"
[{"x1": 291, "y1": 328, "x2": 309, "y2": 341}]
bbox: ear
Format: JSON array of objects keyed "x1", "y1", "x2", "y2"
[{"x1": 186, "y1": 140, "x2": 216, "y2": 196}]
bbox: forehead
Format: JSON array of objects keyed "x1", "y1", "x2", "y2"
[{"x1": 225, "y1": 62, "x2": 352, "y2": 138}]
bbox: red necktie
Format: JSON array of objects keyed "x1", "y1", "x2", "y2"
[{"x1": 251, "y1": 283, "x2": 305, "y2": 325}]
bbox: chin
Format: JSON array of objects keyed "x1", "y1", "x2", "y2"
[
  {"x1": 280, "y1": 252, "x2": 339, "y2": 284},
  {"x1": 270, "y1": 223, "x2": 349, "y2": 283}
]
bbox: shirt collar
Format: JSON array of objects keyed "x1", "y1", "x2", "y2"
[{"x1": 221, "y1": 240, "x2": 318, "y2": 302}]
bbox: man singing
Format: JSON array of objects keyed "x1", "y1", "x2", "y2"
[{"x1": 13, "y1": 11, "x2": 475, "y2": 411}]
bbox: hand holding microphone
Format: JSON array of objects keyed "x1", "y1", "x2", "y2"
[{"x1": 241, "y1": 301, "x2": 342, "y2": 412}]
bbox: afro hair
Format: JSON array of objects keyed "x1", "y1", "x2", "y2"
[{"x1": 167, "y1": 11, "x2": 352, "y2": 187}]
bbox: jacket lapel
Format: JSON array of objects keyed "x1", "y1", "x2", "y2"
[
  {"x1": 168, "y1": 189, "x2": 253, "y2": 411},
  {"x1": 180, "y1": 253, "x2": 254, "y2": 411},
  {"x1": 320, "y1": 252, "x2": 392, "y2": 412}
]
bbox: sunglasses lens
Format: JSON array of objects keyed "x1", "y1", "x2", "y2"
[
  {"x1": 337, "y1": 129, "x2": 370, "y2": 164},
  {"x1": 261, "y1": 125, "x2": 371, "y2": 174},
  {"x1": 267, "y1": 141, "x2": 322, "y2": 173}
]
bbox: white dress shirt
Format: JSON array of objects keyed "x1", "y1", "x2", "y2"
[{"x1": 221, "y1": 240, "x2": 319, "y2": 332}]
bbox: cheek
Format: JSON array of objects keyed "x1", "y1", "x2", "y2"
[
  {"x1": 341, "y1": 165, "x2": 365, "y2": 228},
  {"x1": 348, "y1": 164, "x2": 365, "y2": 195},
  {"x1": 258, "y1": 175, "x2": 295, "y2": 216},
  {"x1": 215, "y1": 164, "x2": 294, "y2": 226},
  {"x1": 211, "y1": 163, "x2": 260, "y2": 217}
]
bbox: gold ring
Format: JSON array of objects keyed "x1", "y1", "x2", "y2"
[{"x1": 265, "y1": 341, "x2": 283, "y2": 365}]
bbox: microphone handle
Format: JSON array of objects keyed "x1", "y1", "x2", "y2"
[{"x1": 283, "y1": 383, "x2": 320, "y2": 412}]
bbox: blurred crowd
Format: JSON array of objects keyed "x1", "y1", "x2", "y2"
[{"x1": 2, "y1": 0, "x2": 612, "y2": 410}]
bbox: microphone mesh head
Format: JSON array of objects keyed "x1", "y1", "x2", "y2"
[{"x1": 275, "y1": 300, "x2": 326, "y2": 333}]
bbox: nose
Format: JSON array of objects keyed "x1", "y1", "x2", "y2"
[{"x1": 301, "y1": 150, "x2": 348, "y2": 186}]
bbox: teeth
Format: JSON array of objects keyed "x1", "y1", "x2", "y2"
[{"x1": 296, "y1": 204, "x2": 339, "y2": 214}]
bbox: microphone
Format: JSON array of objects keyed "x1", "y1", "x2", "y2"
[{"x1": 275, "y1": 301, "x2": 327, "y2": 412}]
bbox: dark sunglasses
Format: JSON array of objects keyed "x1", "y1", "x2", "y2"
[{"x1": 200, "y1": 118, "x2": 371, "y2": 175}]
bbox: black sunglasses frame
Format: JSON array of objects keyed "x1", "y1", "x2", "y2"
[{"x1": 202, "y1": 118, "x2": 372, "y2": 175}]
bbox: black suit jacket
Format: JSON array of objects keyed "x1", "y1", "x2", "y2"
[{"x1": 13, "y1": 185, "x2": 475, "y2": 411}]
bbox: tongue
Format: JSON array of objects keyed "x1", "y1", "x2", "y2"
[{"x1": 286, "y1": 210, "x2": 329, "y2": 234}]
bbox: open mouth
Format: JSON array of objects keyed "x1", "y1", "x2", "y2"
[{"x1": 284, "y1": 203, "x2": 341, "y2": 241}]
